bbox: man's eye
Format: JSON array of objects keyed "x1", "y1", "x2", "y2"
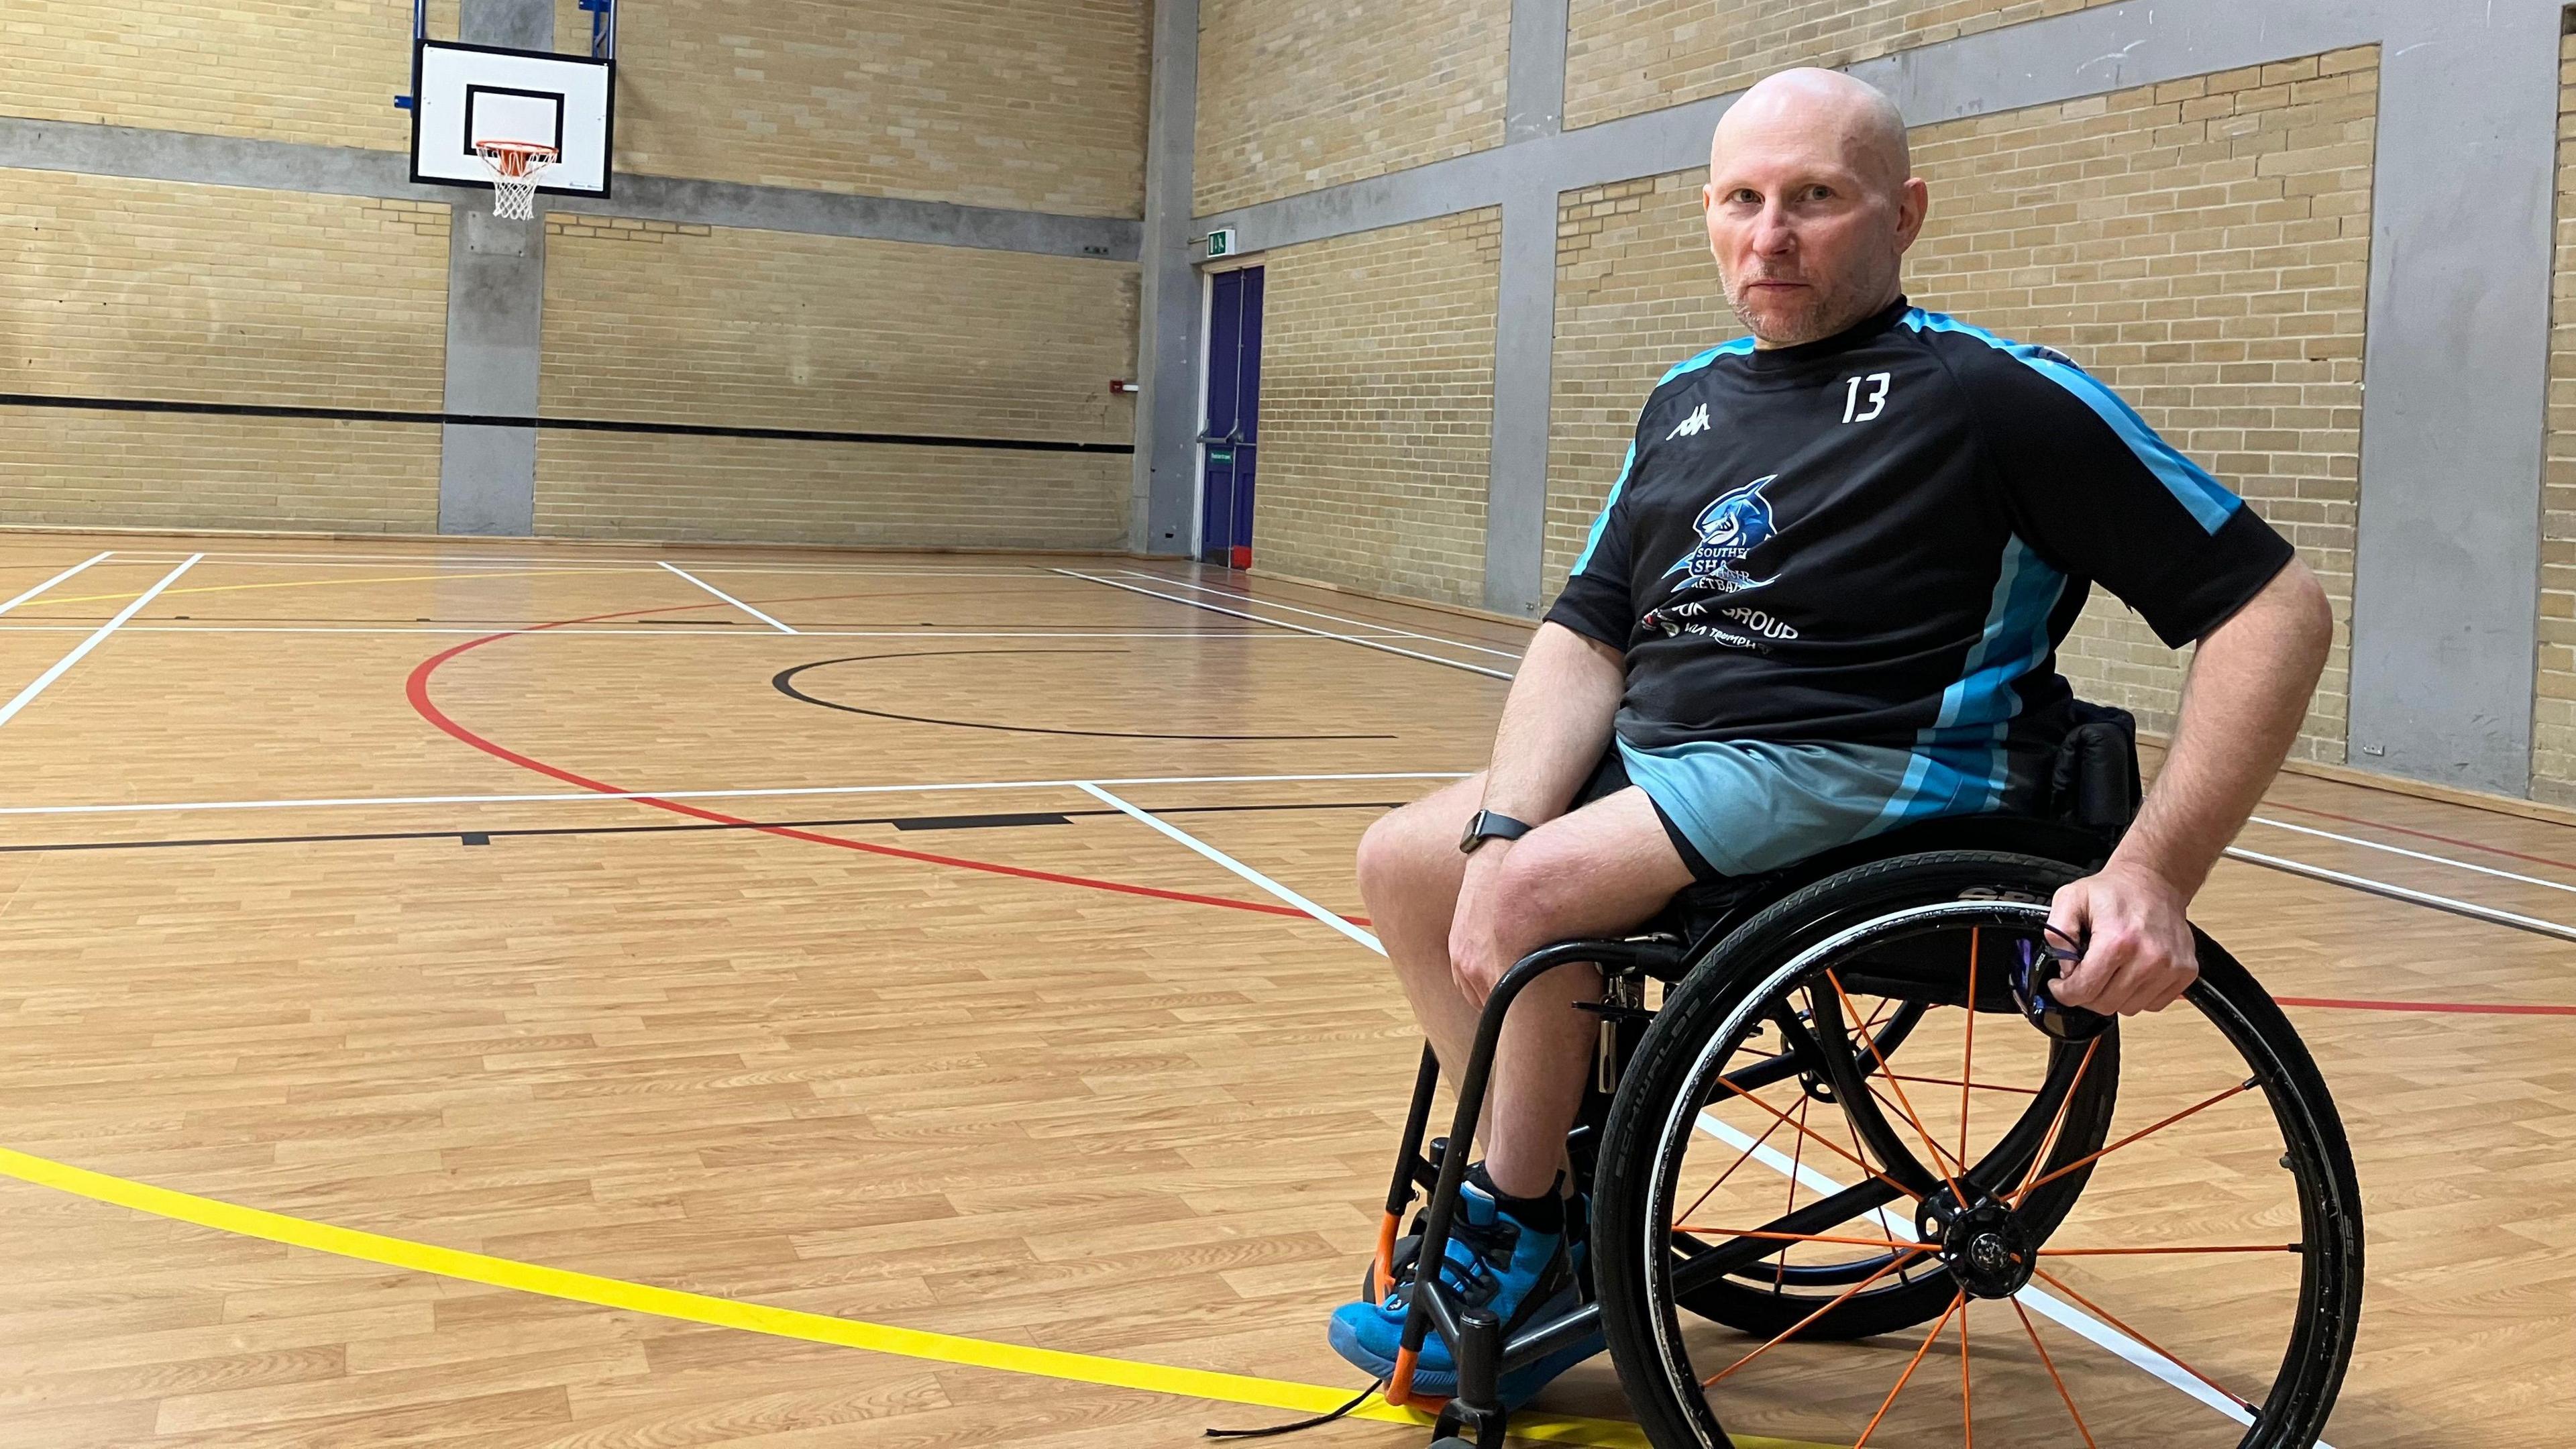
[
  {"x1": 1805, "y1": 185, "x2": 1833, "y2": 201},
  {"x1": 1731, "y1": 189, "x2": 1761, "y2": 205}
]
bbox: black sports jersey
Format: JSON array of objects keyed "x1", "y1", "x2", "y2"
[{"x1": 1545, "y1": 297, "x2": 2292, "y2": 875}]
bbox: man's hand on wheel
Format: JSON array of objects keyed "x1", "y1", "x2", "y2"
[{"x1": 2046, "y1": 861, "x2": 2199, "y2": 1015}]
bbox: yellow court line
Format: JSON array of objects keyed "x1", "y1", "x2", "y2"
[
  {"x1": 19, "y1": 568, "x2": 639, "y2": 610},
  {"x1": 0, "y1": 1144, "x2": 1809, "y2": 1449}
]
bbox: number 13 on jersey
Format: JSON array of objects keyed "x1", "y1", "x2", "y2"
[{"x1": 1843, "y1": 371, "x2": 1891, "y2": 423}]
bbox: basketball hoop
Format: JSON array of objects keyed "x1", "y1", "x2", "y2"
[{"x1": 475, "y1": 139, "x2": 557, "y2": 221}]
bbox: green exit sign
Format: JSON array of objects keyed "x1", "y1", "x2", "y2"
[{"x1": 1205, "y1": 227, "x2": 1236, "y2": 259}]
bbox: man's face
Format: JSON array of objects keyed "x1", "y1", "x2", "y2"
[{"x1": 1701, "y1": 115, "x2": 1926, "y2": 346}]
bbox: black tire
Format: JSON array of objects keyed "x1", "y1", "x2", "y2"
[{"x1": 1593, "y1": 851, "x2": 2363, "y2": 1449}]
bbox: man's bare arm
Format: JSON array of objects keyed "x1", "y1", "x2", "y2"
[
  {"x1": 2051, "y1": 557, "x2": 2333, "y2": 1013},
  {"x1": 1477, "y1": 622, "x2": 1628, "y2": 825}
]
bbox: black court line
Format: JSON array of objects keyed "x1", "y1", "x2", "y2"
[
  {"x1": 0, "y1": 392, "x2": 1133, "y2": 455},
  {"x1": 0, "y1": 801, "x2": 1405, "y2": 856},
  {"x1": 772, "y1": 649, "x2": 1397, "y2": 742}
]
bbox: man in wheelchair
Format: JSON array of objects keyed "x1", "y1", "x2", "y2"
[{"x1": 1326, "y1": 67, "x2": 2334, "y2": 1411}]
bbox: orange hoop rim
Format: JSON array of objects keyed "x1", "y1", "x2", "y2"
[{"x1": 474, "y1": 139, "x2": 559, "y2": 178}]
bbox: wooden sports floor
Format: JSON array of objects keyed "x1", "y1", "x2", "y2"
[{"x1": 0, "y1": 530, "x2": 2567, "y2": 1449}]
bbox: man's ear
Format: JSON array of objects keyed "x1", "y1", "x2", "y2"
[{"x1": 1894, "y1": 176, "x2": 1930, "y2": 251}]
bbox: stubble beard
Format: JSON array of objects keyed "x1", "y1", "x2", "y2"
[{"x1": 1721, "y1": 263, "x2": 1898, "y2": 348}]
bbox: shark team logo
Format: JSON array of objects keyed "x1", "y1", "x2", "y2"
[
  {"x1": 1665, "y1": 403, "x2": 1711, "y2": 439},
  {"x1": 1660, "y1": 474, "x2": 1782, "y2": 597}
]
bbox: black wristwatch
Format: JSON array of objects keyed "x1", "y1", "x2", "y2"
[{"x1": 1458, "y1": 809, "x2": 1534, "y2": 855}]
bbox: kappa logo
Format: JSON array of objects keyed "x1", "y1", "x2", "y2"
[{"x1": 1665, "y1": 402, "x2": 1711, "y2": 439}]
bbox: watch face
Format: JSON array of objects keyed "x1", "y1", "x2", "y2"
[{"x1": 1458, "y1": 811, "x2": 1487, "y2": 853}]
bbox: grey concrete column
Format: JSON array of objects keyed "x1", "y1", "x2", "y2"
[
  {"x1": 2345, "y1": 0, "x2": 2562, "y2": 794},
  {"x1": 1506, "y1": 0, "x2": 1569, "y2": 142},
  {"x1": 1483, "y1": 178, "x2": 1559, "y2": 616},
  {"x1": 1483, "y1": 0, "x2": 1570, "y2": 614},
  {"x1": 438, "y1": 0, "x2": 554, "y2": 536},
  {"x1": 1130, "y1": 0, "x2": 1203, "y2": 555}
]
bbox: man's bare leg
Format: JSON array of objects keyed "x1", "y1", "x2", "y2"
[{"x1": 1356, "y1": 775, "x2": 1695, "y2": 1199}]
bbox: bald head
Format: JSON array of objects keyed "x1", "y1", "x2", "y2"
[
  {"x1": 1714, "y1": 69, "x2": 1911, "y2": 194},
  {"x1": 1701, "y1": 68, "x2": 1927, "y2": 347}
]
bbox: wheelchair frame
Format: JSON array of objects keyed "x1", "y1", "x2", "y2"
[{"x1": 1371, "y1": 816, "x2": 2146, "y2": 1448}]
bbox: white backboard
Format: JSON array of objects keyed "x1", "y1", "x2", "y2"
[{"x1": 411, "y1": 40, "x2": 614, "y2": 197}]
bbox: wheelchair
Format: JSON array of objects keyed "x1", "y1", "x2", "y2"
[{"x1": 1369, "y1": 712, "x2": 2363, "y2": 1448}]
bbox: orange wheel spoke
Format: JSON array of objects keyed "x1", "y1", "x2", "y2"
[
  {"x1": 1680, "y1": 1107, "x2": 1790, "y2": 1224},
  {"x1": 1703, "y1": 1247, "x2": 1938, "y2": 1386},
  {"x1": 1884, "y1": 1072, "x2": 2039, "y2": 1095},
  {"x1": 2041, "y1": 1244, "x2": 2300, "y2": 1256},
  {"x1": 2013, "y1": 1036, "x2": 2100, "y2": 1201},
  {"x1": 2032, "y1": 1268, "x2": 2256, "y2": 1409},
  {"x1": 2013, "y1": 1299, "x2": 2099, "y2": 1449},
  {"x1": 1958, "y1": 1294, "x2": 1973, "y2": 1448},
  {"x1": 1960, "y1": 929, "x2": 1978, "y2": 1177},
  {"x1": 1870, "y1": 1082, "x2": 1966, "y2": 1177},
  {"x1": 1854, "y1": 1291, "x2": 1964, "y2": 1448},
  {"x1": 1828, "y1": 969, "x2": 1962, "y2": 1199},
  {"x1": 1671, "y1": 1228, "x2": 1919, "y2": 1250},
  {"x1": 2020, "y1": 1076, "x2": 2261, "y2": 1201},
  {"x1": 1712, "y1": 1071, "x2": 1923, "y2": 1204}
]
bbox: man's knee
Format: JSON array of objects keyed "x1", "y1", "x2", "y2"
[{"x1": 1355, "y1": 802, "x2": 1446, "y2": 906}]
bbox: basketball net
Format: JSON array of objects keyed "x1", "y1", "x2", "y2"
[{"x1": 476, "y1": 140, "x2": 557, "y2": 221}]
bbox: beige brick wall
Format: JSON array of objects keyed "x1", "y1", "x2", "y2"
[
  {"x1": 2534, "y1": 34, "x2": 2576, "y2": 802},
  {"x1": 1564, "y1": 0, "x2": 2123, "y2": 130},
  {"x1": 0, "y1": 0, "x2": 427, "y2": 150},
  {"x1": 535, "y1": 433, "x2": 1127, "y2": 549},
  {"x1": 605, "y1": 0, "x2": 1150, "y2": 217},
  {"x1": 1254, "y1": 210, "x2": 1501, "y2": 609},
  {"x1": 1193, "y1": 0, "x2": 1510, "y2": 213},
  {"x1": 1548, "y1": 170, "x2": 1746, "y2": 600},
  {"x1": 537, "y1": 219, "x2": 1135, "y2": 546},
  {"x1": 1, "y1": 170, "x2": 449, "y2": 410},
  {"x1": 1548, "y1": 50, "x2": 2376, "y2": 763},
  {"x1": 540, "y1": 220, "x2": 1136, "y2": 441},
  {"x1": 0, "y1": 169, "x2": 449, "y2": 532},
  {"x1": 0, "y1": 408, "x2": 438, "y2": 533}
]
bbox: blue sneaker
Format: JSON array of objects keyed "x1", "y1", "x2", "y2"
[{"x1": 1328, "y1": 1172, "x2": 1605, "y2": 1406}]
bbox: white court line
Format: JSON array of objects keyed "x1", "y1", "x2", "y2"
[
  {"x1": 0, "y1": 769, "x2": 1474, "y2": 820},
  {"x1": 0, "y1": 551, "x2": 114, "y2": 616},
  {"x1": 0, "y1": 555, "x2": 201, "y2": 731},
  {"x1": 0, "y1": 627, "x2": 1405, "y2": 640},
  {"x1": 657, "y1": 561, "x2": 798, "y2": 633},
  {"x1": 1115, "y1": 571, "x2": 1525, "y2": 660},
  {"x1": 2221, "y1": 845, "x2": 2576, "y2": 942},
  {"x1": 1690, "y1": 1111, "x2": 2282, "y2": 1436},
  {"x1": 112, "y1": 551, "x2": 1068, "y2": 576},
  {"x1": 1055, "y1": 569, "x2": 1515, "y2": 682},
  {"x1": 2245, "y1": 814, "x2": 2576, "y2": 896},
  {"x1": 1073, "y1": 781, "x2": 1386, "y2": 955}
]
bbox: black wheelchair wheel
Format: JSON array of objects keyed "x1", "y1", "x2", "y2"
[
  {"x1": 1669, "y1": 975, "x2": 2118, "y2": 1340},
  {"x1": 1594, "y1": 851, "x2": 2363, "y2": 1449}
]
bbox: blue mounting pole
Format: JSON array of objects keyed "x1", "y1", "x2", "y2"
[{"x1": 580, "y1": 0, "x2": 615, "y2": 59}]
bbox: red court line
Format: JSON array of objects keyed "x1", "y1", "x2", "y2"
[
  {"x1": 2274, "y1": 996, "x2": 2576, "y2": 1018},
  {"x1": 402, "y1": 598, "x2": 1373, "y2": 928},
  {"x1": 2264, "y1": 800, "x2": 2576, "y2": 874},
  {"x1": 405, "y1": 594, "x2": 2570, "y2": 1021}
]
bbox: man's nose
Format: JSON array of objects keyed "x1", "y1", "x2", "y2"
[{"x1": 1749, "y1": 203, "x2": 1798, "y2": 256}]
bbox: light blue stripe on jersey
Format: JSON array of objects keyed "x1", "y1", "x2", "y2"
[
  {"x1": 1570, "y1": 441, "x2": 1634, "y2": 577},
  {"x1": 1572, "y1": 338, "x2": 1758, "y2": 578},
  {"x1": 1871, "y1": 534, "x2": 2068, "y2": 829},
  {"x1": 1900, "y1": 307, "x2": 2241, "y2": 534}
]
